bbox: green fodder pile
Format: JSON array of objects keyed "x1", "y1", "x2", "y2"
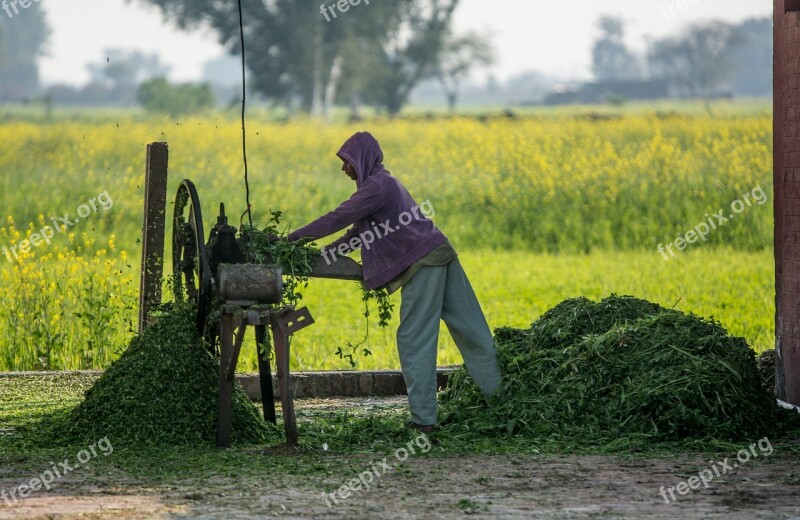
[
  {"x1": 440, "y1": 295, "x2": 800, "y2": 444},
  {"x1": 756, "y1": 349, "x2": 776, "y2": 398},
  {"x1": 53, "y1": 305, "x2": 277, "y2": 446}
]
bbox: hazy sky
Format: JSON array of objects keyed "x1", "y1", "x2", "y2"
[{"x1": 38, "y1": 0, "x2": 770, "y2": 86}]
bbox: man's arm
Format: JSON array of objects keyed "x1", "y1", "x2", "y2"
[{"x1": 287, "y1": 179, "x2": 383, "y2": 242}]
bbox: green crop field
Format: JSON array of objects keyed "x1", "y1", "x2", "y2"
[{"x1": 0, "y1": 105, "x2": 776, "y2": 371}]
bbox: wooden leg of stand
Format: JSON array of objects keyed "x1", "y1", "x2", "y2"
[
  {"x1": 272, "y1": 321, "x2": 298, "y2": 446},
  {"x1": 256, "y1": 325, "x2": 277, "y2": 424},
  {"x1": 217, "y1": 313, "x2": 234, "y2": 448}
]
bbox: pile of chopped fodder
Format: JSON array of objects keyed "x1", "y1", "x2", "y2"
[
  {"x1": 440, "y1": 295, "x2": 800, "y2": 443},
  {"x1": 53, "y1": 305, "x2": 277, "y2": 446},
  {"x1": 756, "y1": 349, "x2": 776, "y2": 398}
]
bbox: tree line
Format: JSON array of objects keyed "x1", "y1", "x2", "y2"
[
  {"x1": 0, "y1": 4, "x2": 773, "y2": 114},
  {"x1": 135, "y1": 0, "x2": 493, "y2": 116},
  {"x1": 592, "y1": 15, "x2": 771, "y2": 98}
]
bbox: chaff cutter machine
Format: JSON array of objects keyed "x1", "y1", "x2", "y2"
[{"x1": 138, "y1": 143, "x2": 362, "y2": 447}]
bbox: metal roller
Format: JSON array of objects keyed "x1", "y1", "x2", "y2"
[{"x1": 218, "y1": 264, "x2": 283, "y2": 304}]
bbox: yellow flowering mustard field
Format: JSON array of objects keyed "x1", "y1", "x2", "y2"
[{"x1": 0, "y1": 113, "x2": 775, "y2": 371}]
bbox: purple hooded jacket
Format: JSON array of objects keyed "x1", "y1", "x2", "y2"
[{"x1": 287, "y1": 132, "x2": 447, "y2": 290}]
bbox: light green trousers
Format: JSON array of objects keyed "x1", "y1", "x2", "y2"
[{"x1": 396, "y1": 258, "x2": 501, "y2": 425}]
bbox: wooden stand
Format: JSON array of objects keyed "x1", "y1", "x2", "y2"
[{"x1": 216, "y1": 304, "x2": 314, "y2": 448}]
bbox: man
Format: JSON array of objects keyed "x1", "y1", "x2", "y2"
[{"x1": 287, "y1": 131, "x2": 500, "y2": 432}]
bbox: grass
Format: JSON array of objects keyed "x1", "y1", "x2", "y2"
[
  {"x1": 2, "y1": 370, "x2": 797, "y2": 465},
  {"x1": 0, "y1": 98, "x2": 772, "y2": 122},
  {"x1": 282, "y1": 247, "x2": 775, "y2": 373},
  {"x1": 1, "y1": 293, "x2": 796, "y2": 485},
  {"x1": 0, "y1": 248, "x2": 776, "y2": 372},
  {"x1": 2, "y1": 367, "x2": 798, "y2": 499},
  {"x1": 0, "y1": 373, "x2": 528, "y2": 484}
]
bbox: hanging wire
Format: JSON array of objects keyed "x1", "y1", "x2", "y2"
[{"x1": 237, "y1": 0, "x2": 254, "y2": 233}]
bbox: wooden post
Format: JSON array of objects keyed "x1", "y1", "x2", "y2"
[
  {"x1": 138, "y1": 143, "x2": 169, "y2": 332},
  {"x1": 775, "y1": 0, "x2": 800, "y2": 405},
  {"x1": 217, "y1": 313, "x2": 235, "y2": 448}
]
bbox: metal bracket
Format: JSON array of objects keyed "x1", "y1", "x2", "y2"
[
  {"x1": 276, "y1": 307, "x2": 314, "y2": 336},
  {"x1": 223, "y1": 312, "x2": 248, "y2": 382}
]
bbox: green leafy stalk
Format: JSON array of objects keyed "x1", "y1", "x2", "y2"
[
  {"x1": 242, "y1": 211, "x2": 394, "y2": 367},
  {"x1": 241, "y1": 210, "x2": 318, "y2": 307},
  {"x1": 335, "y1": 287, "x2": 394, "y2": 368}
]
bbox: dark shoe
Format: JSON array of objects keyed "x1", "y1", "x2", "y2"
[{"x1": 406, "y1": 421, "x2": 434, "y2": 434}]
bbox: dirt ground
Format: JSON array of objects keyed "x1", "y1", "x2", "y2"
[
  {"x1": 2, "y1": 451, "x2": 800, "y2": 519},
  {"x1": 2, "y1": 396, "x2": 799, "y2": 519}
]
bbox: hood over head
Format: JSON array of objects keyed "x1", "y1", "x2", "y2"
[{"x1": 337, "y1": 132, "x2": 388, "y2": 186}]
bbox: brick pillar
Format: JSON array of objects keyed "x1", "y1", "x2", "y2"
[{"x1": 775, "y1": 0, "x2": 800, "y2": 405}]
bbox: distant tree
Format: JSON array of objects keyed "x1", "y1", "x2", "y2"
[
  {"x1": 334, "y1": 37, "x2": 391, "y2": 120},
  {"x1": 0, "y1": 4, "x2": 50, "y2": 102},
  {"x1": 371, "y1": 0, "x2": 461, "y2": 115},
  {"x1": 137, "y1": 78, "x2": 215, "y2": 117},
  {"x1": 202, "y1": 55, "x2": 243, "y2": 87},
  {"x1": 648, "y1": 21, "x2": 747, "y2": 97},
  {"x1": 730, "y1": 17, "x2": 771, "y2": 97},
  {"x1": 134, "y1": 0, "x2": 461, "y2": 116},
  {"x1": 503, "y1": 71, "x2": 556, "y2": 103},
  {"x1": 87, "y1": 48, "x2": 171, "y2": 89},
  {"x1": 132, "y1": 0, "x2": 397, "y2": 114},
  {"x1": 434, "y1": 30, "x2": 494, "y2": 112},
  {"x1": 591, "y1": 16, "x2": 642, "y2": 81}
]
